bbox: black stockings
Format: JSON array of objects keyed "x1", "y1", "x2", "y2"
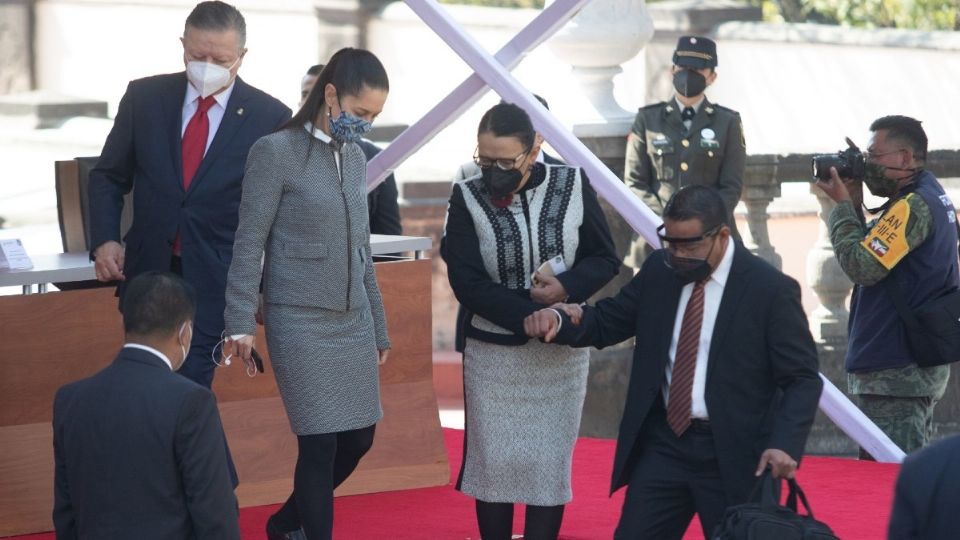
[
  {"x1": 271, "y1": 424, "x2": 376, "y2": 540},
  {"x1": 476, "y1": 500, "x2": 565, "y2": 540}
]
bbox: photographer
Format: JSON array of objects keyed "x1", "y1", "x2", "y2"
[{"x1": 816, "y1": 115, "x2": 958, "y2": 455}]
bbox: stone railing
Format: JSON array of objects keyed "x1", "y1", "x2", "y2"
[
  {"x1": 737, "y1": 149, "x2": 960, "y2": 453},
  {"x1": 742, "y1": 150, "x2": 960, "y2": 338}
]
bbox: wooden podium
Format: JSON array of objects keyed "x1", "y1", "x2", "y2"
[{"x1": 0, "y1": 255, "x2": 448, "y2": 536}]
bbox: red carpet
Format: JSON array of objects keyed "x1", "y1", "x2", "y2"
[{"x1": 13, "y1": 428, "x2": 899, "y2": 539}]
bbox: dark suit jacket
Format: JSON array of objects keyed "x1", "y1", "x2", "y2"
[
  {"x1": 888, "y1": 434, "x2": 960, "y2": 539},
  {"x1": 88, "y1": 73, "x2": 291, "y2": 334},
  {"x1": 555, "y1": 244, "x2": 822, "y2": 501},
  {"x1": 357, "y1": 139, "x2": 402, "y2": 236},
  {"x1": 52, "y1": 347, "x2": 239, "y2": 539}
]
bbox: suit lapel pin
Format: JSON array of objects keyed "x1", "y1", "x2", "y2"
[
  {"x1": 237, "y1": 107, "x2": 244, "y2": 116},
  {"x1": 705, "y1": 106, "x2": 715, "y2": 115}
]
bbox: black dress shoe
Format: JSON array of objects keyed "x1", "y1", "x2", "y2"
[{"x1": 266, "y1": 515, "x2": 306, "y2": 540}]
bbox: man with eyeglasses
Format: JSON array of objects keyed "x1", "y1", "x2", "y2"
[
  {"x1": 523, "y1": 185, "x2": 822, "y2": 539},
  {"x1": 816, "y1": 115, "x2": 958, "y2": 455},
  {"x1": 623, "y1": 36, "x2": 746, "y2": 269}
]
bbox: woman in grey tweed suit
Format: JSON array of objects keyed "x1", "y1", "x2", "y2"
[
  {"x1": 441, "y1": 103, "x2": 619, "y2": 539},
  {"x1": 223, "y1": 49, "x2": 390, "y2": 540}
]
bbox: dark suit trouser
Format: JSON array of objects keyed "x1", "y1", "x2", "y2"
[
  {"x1": 614, "y1": 408, "x2": 728, "y2": 540},
  {"x1": 169, "y1": 256, "x2": 219, "y2": 388}
]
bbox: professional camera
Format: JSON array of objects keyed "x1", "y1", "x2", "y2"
[{"x1": 811, "y1": 137, "x2": 866, "y2": 181}]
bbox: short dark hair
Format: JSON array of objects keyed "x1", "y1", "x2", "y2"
[
  {"x1": 184, "y1": 1, "x2": 246, "y2": 48},
  {"x1": 286, "y1": 48, "x2": 389, "y2": 132},
  {"x1": 663, "y1": 185, "x2": 727, "y2": 231},
  {"x1": 306, "y1": 64, "x2": 324, "y2": 77},
  {"x1": 122, "y1": 272, "x2": 197, "y2": 338},
  {"x1": 870, "y1": 115, "x2": 927, "y2": 163},
  {"x1": 477, "y1": 102, "x2": 536, "y2": 151}
]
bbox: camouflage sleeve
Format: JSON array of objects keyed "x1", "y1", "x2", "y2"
[
  {"x1": 828, "y1": 194, "x2": 933, "y2": 287},
  {"x1": 623, "y1": 112, "x2": 664, "y2": 215}
]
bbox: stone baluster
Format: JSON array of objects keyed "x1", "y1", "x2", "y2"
[
  {"x1": 806, "y1": 185, "x2": 854, "y2": 344},
  {"x1": 741, "y1": 154, "x2": 782, "y2": 269}
]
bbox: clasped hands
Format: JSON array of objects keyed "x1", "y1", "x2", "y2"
[{"x1": 523, "y1": 302, "x2": 583, "y2": 343}]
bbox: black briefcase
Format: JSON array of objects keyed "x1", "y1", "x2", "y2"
[{"x1": 712, "y1": 472, "x2": 838, "y2": 540}]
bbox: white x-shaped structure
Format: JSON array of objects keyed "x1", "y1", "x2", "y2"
[{"x1": 365, "y1": 0, "x2": 905, "y2": 463}]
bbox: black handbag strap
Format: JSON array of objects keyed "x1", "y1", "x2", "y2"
[
  {"x1": 747, "y1": 470, "x2": 782, "y2": 509},
  {"x1": 785, "y1": 478, "x2": 815, "y2": 518}
]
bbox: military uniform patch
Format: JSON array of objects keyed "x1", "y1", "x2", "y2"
[{"x1": 862, "y1": 198, "x2": 912, "y2": 269}]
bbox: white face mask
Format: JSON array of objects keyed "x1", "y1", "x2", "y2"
[{"x1": 185, "y1": 58, "x2": 237, "y2": 98}]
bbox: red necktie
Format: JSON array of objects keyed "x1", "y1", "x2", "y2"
[
  {"x1": 181, "y1": 95, "x2": 216, "y2": 189},
  {"x1": 174, "y1": 96, "x2": 216, "y2": 254},
  {"x1": 666, "y1": 280, "x2": 706, "y2": 437}
]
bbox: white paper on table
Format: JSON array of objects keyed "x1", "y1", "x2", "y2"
[{"x1": 0, "y1": 239, "x2": 33, "y2": 270}]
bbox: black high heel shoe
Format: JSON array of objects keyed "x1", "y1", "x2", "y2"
[{"x1": 266, "y1": 514, "x2": 306, "y2": 540}]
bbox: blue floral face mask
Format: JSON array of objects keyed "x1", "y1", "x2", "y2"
[{"x1": 328, "y1": 105, "x2": 372, "y2": 144}]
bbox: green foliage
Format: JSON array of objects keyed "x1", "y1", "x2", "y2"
[
  {"x1": 752, "y1": 0, "x2": 959, "y2": 30},
  {"x1": 439, "y1": 0, "x2": 544, "y2": 8},
  {"x1": 441, "y1": 0, "x2": 957, "y2": 30}
]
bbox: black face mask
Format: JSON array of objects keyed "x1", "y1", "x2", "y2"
[
  {"x1": 482, "y1": 167, "x2": 524, "y2": 201},
  {"x1": 863, "y1": 161, "x2": 920, "y2": 199},
  {"x1": 664, "y1": 236, "x2": 718, "y2": 284},
  {"x1": 673, "y1": 69, "x2": 707, "y2": 98}
]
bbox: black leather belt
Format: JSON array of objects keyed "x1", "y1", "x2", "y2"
[{"x1": 690, "y1": 418, "x2": 711, "y2": 431}]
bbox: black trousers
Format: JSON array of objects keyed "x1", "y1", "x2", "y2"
[{"x1": 614, "y1": 409, "x2": 728, "y2": 540}]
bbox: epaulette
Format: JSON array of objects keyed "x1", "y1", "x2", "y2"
[{"x1": 711, "y1": 103, "x2": 741, "y2": 115}]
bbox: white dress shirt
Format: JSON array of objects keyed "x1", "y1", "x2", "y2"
[
  {"x1": 675, "y1": 96, "x2": 705, "y2": 131},
  {"x1": 181, "y1": 81, "x2": 236, "y2": 155},
  {"x1": 662, "y1": 238, "x2": 734, "y2": 419},
  {"x1": 123, "y1": 343, "x2": 174, "y2": 370}
]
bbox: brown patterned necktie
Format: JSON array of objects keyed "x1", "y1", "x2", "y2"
[{"x1": 666, "y1": 279, "x2": 706, "y2": 436}]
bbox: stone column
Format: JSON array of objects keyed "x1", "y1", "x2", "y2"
[
  {"x1": 547, "y1": 0, "x2": 655, "y2": 136},
  {"x1": 741, "y1": 154, "x2": 782, "y2": 269},
  {"x1": 547, "y1": 0, "x2": 654, "y2": 438},
  {"x1": 805, "y1": 183, "x2": 857, "y2": 455},
  {"x1": 806, "y1": 186, "x2": 853, "y2": 344}
]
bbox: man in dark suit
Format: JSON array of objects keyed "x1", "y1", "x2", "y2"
[
  {"x1": 53, "y1": 272, "x2": 239, "y2": 540},
  {"x1": 888, "y1": 434, "x2": 960, "y2": 539},
  {"x1": 524, "y1": 185, "x2": 822, "y2": 539},
  {"x1": 89, "y1": 1, "x2": 292, "y2": 388},
  {"x1": 301, "y1": 64, "x2": 402, "y2": 236}
]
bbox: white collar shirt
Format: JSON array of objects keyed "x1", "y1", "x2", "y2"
[
  {"x1": 123, "y1": 343, "x2": 174, "y2": 370},
  {"x1": 181, "y1": 81, "x2": 236, "y2": 154},
  {"x1": 674, "y1": 95, "x2": 705, "y2": 131},
  {"x1": 663, "y1": 237, "x2": 735, "y2": 419}
]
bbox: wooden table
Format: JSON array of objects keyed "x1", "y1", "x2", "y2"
[{"x1": 0, "y1": 236, "x2": 449, "y2": 536}]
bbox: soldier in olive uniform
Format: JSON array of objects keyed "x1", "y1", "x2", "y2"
[
  {"x1": 817, "y1": 116, "x2": 956, "y2": 455},
  {"x1": 624, "y1": 36, "x2": 746, "y2": 263}
]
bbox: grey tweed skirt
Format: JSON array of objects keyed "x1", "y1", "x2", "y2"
[
  {"x1": 459, "y1": 336, "x2": 589, "y2": 506},
  {"x1": 263, "y1": 302, "x2": 383, "y2": 435}
]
